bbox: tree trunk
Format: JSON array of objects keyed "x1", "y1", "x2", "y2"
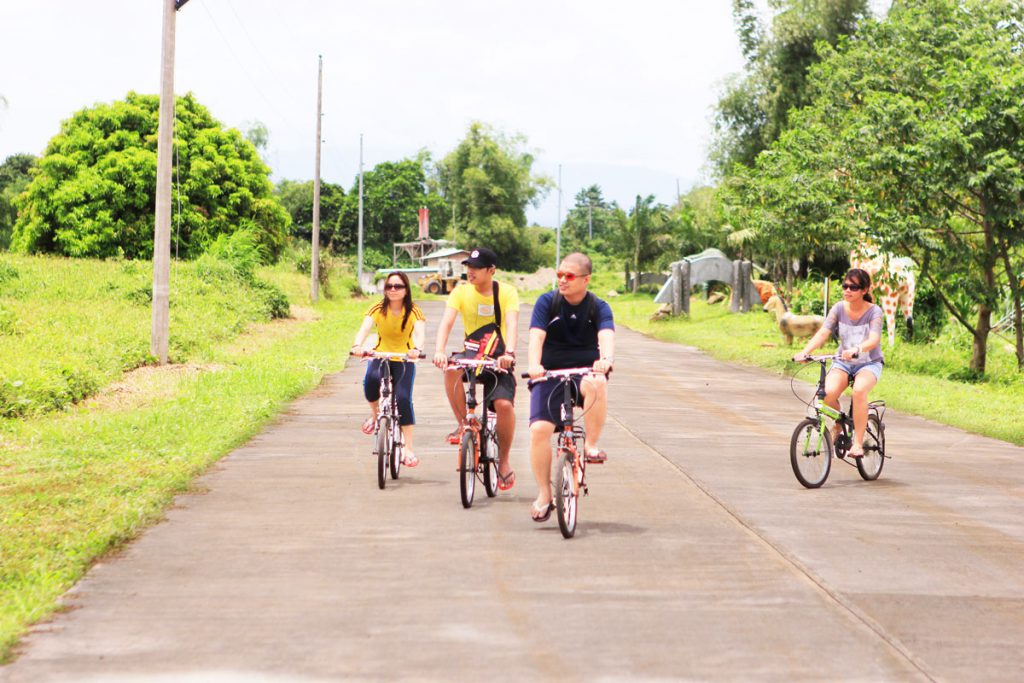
[
  {"x1": 998, "y1": 239, "x2": 1024, "y2": 370},
  {"x1": 970, "y1": 304, "x2": 991, "y2": 375},
  {"x1": 970, "y1": 206, "x2": 998, "y2": 375},
  {"x1": 632, "y1": 243, "x2": 641, "y2": 294}
]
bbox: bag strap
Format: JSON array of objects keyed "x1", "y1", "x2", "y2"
[
  {"x1": 492, "y1": 281, "x2": 502, "y2": 332},
  {"x1": 548, "y1": 290, "x2": 597, "y2": 326}
]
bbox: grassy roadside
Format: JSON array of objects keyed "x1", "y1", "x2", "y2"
[
  {"x1": 607, "y1": 295, "x2": 1024, "y2": 446},
  {"x1": 0, "y1": 259, "x2": 365, "y2": 661}
]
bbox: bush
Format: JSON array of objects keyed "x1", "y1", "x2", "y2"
[{"x1": 250, "y1": 279, "x2": 290, "y2": 319}]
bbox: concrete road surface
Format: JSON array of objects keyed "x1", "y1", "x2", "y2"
[{"x1": 3, "y1": 300, "x2": 1022, "y2": 682}]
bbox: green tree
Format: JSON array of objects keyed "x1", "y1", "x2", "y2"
[
  {"x1": 275, "y1": 178, "x2": 347, "y2": 248},
  {"x1": 729, "y1": 0, "x2": 1024, "y2": 373},
  {"x1": 436, "y1": 122, "x2": 552, "y2": 269},
  {"x1": 0, "y1": 153, "x2": 36, "y2": 250},
  {"x1": 563, "y1": 185, "x2": 616, "y2": 250},
  {"x1": 712, "y1": 0, "x2": 871, "y2": 174},
  {"x1": 337, "y1": 156, "x2": 448, "y2": 255},
  {"x1": 12, "y1": 92, "x2": 289, "y2": 261},
  {"x1": 615, "y1": 195, "x2": 673, "y2": 293}
]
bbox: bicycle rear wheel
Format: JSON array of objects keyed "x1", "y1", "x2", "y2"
[
  {"x1": 389, "y1": 418, "x2": 402, "y2": 480},
  {"x1": 375, "y1": 416, "x2": 391, "y2": 490},
  {"x1": 857, "y1": 414, "x2": 885, "y2": 481},
  {"x1": 554, "y1": 450, "x2": 578, "y2": 538},
  {"x1": 790, "y1": 417, "x2": 832, "y2": 488},
  {"x1": 459, "y1": 430, "x2": 477, "y2": 508}
]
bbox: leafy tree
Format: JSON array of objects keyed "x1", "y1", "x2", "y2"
[
  {"x1": 712, "y1": 0, "x2": 871, "y2": 175},
  {"x1": 0, "y1": 153, "x2": 36, "y2": 250},
  {"x1": 729, "y1": 0, "x2": 1024, "y2": 374},
  {"x1": 336, "y1": 156, "x2": 448, "y2": 256},
  {"x1": 276, "y1": 178, "x2": 346, "y2": 248},
  {"x1": 614, "y1": 195, "x2": 673, "y2": 293},
  {"x1": 563, "y1": 185, "x2": 616, "y2": 250},
  {"x1": 244, "y1": 120, "x2": 269, "y2": 152},
  {"x1": 436, "y1": 122, "x2": 552, "y2": 270},
  {"x1": 12, "y1": 92, "x2": 289, "y2": 261}
]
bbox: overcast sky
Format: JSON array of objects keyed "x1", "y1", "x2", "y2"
[{"x1": 0, "y1": 1, "x2": 884, "y2": 227}]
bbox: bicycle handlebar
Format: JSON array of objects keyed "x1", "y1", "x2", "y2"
[
  {"x1": 793, "y1": 352, "x2": 859, "y2": 363},
  {"x1": 521, "y1": 367, "x2": 605, "y2": 380},
  {"x1": 351, "y1": 351, "x2": 421, "y2": 361}
]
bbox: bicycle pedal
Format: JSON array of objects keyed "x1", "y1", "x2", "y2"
[{"x1": 582, "y1": 485, "x2": 589, "y2": 496}]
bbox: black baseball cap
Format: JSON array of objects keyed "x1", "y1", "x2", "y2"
[{"x1": 462, "y1": 247, "x2": 497, "y2": 268}]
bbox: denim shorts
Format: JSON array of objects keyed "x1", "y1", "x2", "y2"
[{"x1": 830, "y1": 359, "x2": 883, "y2": 382}]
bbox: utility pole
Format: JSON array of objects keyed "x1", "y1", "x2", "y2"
[
  {"x1": 588, "y1": 201, "x2": 593, "y2": 241},
  {"x1": 151, "y1": 0, "x2": 189, "y2": 364},
  {"x1": 311, "y1": 55, "x2": 323, "y2": 303},
  {"x1": 357, "y1": 134, "x2": 365, "y2": 291},
  {"x1": 676, "y1": 177, "x2": 681, "y2": 205},
  {"x1": 555, "y1": 164, "x2": 562, "y2": 270}
]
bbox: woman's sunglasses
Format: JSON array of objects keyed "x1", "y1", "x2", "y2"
[
  {"x1": 556, "y1": 271, "x2": 585, "y2": 282},
  {"x1": 841, "y1": 283, "x2": 863, "y2": 291},
  {"x1": 384, "y1": 283, "x2": 407, "y2": 291}
]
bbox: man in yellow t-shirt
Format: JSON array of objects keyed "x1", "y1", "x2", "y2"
[{"x1": 433, "y1": 247, "x2": 519, "y2": 491}]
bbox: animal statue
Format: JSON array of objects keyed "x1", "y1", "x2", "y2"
[
  {"x1": 751, "y1": 279, "x2": 778, "y2": 305},
  {"x1": 763, "y1": 295, "x2": 825, "y2": 346},
  {"x1": 849, "y1": 237, "x2": 916, "y2": 345}
]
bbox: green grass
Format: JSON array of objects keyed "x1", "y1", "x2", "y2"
[
  {"x1": 609, "y1": 294, "x2": 1024, "y2": 445},
  {"x1": 0, "y1": 254, "x2": 365, "y2": 661},
  {"x1": 0, "y1": 254, "x2": 291, "y2": 418}
]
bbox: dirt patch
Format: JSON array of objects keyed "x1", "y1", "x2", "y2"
[
  {"x1": 81, "y1": 363, "x2": 226, "y2": 412},
  {"x1": 505, "y1": 267, "x2": 556, "y2": 292}
]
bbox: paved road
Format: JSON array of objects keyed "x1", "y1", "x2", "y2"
[{"x1": 3, "y1": 300, "x2": 1023, "y2": 682}]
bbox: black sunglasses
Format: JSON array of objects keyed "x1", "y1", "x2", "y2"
[
  {"x1": 841, "y1": 283, "x2": 863, "y2": 291},
  {"x1": 384, "y1": 283, "x2": 407, "y2": 291}
]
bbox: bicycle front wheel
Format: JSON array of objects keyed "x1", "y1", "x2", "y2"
[
  {"x1": 857, "y1": 414, "x2": 885, "y2": 481},
  {"x1": 790, "y1": 417, "x2": 832, "y2": 488},
  {"x1": 554, "y1": 450, "x2": 578, "y2": 538},
  {"x1": 482, "y1": 423, "x2": 499, "y2": 498},
  {"x1": 459, "y1": 430, "x2": 477, "y2": 508},
  {"x1": 389, "y1": 419, "x2": 402, "y2": 480},
  {"x1": 375, "y1": 416, "x2": 391, "y2": 490}
]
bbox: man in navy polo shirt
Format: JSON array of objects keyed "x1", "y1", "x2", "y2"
[{"x1": 525, "y1": 252, "x2": 615, "y2": 522}]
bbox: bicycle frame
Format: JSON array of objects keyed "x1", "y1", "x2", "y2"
[
  {"x1": 448, "y1": 357, "x2": 502, "y2": 473},
  {"x1": 805, "y1": 355, "x2": 886, "y2": 459},
  {"x1": 354, "y1": 351, "x2": 417, "y2": 488}
]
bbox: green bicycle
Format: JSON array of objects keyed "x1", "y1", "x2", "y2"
[{"x1": 790, "y1": 355, "x2": 887, "y2": 488}]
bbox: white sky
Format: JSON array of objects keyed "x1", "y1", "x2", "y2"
[{"x1": 0, "y1": 1, "x2": 886, "y2": 227}]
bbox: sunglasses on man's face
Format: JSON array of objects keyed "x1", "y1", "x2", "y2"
[
  {"x1": 556, "y1": 271, "x2": 586, "y2": 282},
  {"x1": 384, "y1": 283, "x2": 406, "y2": 291},
  {"x1": 841, "y1": 283, "x2": 862, "y2": 291}
]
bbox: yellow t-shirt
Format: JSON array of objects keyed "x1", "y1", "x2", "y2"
[
  {"x1": 366, "y1": 303, "x2": 425, "y2": 353},
  {"x1": 445, "y1": 280, "x2": 520, "y2": 339}
]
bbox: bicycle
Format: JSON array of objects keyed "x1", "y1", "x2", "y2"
[
  {"x1": 353, "y1": 351, "x2": 418, "y2": 490},
  {"x1": 447, "y1": 356, "x2": 505, "y2": 508},
  {"x1": 524, "y1": 367, "x2": 599, "y2": 539},
  {"x1": 790, "y1": 354, "x2": 888, "y2": 488}
]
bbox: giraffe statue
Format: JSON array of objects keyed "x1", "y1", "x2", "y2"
[{"x1": 849, "y1": 237, "x2": 917, "y2": 346}]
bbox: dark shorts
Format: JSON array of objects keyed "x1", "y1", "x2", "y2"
[
  {"x1": 460, "y1": 367, "x2": 516, "y2": 407},
  {"x1": 529, "y1": 375, "x2": 583, "y2": 429}
]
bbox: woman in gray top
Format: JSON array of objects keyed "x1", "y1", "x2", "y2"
[{"x1": 794, "y1": 268, "x2": 884, "y2": 458}]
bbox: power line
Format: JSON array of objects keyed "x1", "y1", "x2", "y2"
[{"x1": 196, "y1": 1, "x2": 303, "y2": 133}]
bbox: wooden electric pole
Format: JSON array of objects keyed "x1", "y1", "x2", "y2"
[
  {"x1": 311, "y1": 55, "x2": 323, "y2": 303},
  {"x1": 151, "y1": 0, "x2": 189, "y2": 364},
  {"x1": 357, "y1": 133, "x2": 364, "y2": 292}
]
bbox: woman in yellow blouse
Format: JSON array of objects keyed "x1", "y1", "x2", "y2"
[{"x1": 351, "y1": 271, "x2": 426, "y2": 466}]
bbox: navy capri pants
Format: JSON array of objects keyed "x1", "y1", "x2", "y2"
[{"x1": 363, "y1": 359, "x2": 416, "y2": 426}]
